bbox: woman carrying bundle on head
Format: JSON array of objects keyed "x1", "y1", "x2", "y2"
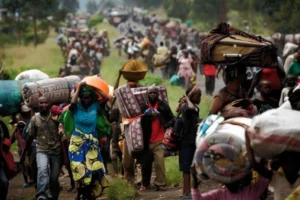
[{"x1": 68, "y1": 81, "x2": 110, "y2": 200}]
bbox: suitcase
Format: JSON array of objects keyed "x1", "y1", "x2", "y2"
[
  {"x1": 115, "y1": 85, "x2": 142, "y2": 119},
  {"x1": 124, "y1": 117, "x2": 144, "y2": 157},
  {"x1": 131, "y1": 86, "x2": 169, "y2": 104},
  {"x1": 201, "y1": 22, "x2": 278, "y2": 68}
]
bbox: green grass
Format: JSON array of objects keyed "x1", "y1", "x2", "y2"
[{"x1": 106, "y1": 178, "x2": 137, "y2": 200}]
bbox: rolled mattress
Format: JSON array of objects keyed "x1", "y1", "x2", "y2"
[
  {"x1": 22, "y1": 75, "x2": 80, "y2": 107},
  {"x1": 194, "y1": 117, "x2": 252, "y2": 184}
]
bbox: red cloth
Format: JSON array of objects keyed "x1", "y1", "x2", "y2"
[
  {"x1": 203, "y1": 64, "x2": 216, "y2": 76},
  {"x1": 0, "y1": 138, "x2": 16, "y2": 180},
  {"x1": 51, "y1": 105, "x2": 63, "y2": 115},
  {"x1": 260, "y1": 68, "x2": 281, "y2": 90},
  {"x1": 149, "y1": 102, "x2": 165, "y2": 143}
]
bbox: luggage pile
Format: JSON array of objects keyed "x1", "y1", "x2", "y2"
[
  {"x1": 201, "y1": 22, "x2": 278, "y2": 68},
  {"x1": 194, "y1": 116, "x2": 253, "y2": 184},
  {"x1": 22, "y1": 75, "x2": 80, "y2": 108}
]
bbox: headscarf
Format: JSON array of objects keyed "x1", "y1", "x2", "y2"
[
  {"x1": 79, "y1": 85, "x2": 97, "y2": 101},
  {"x1": 79, "y1": 85, "x2": 95, "y2": 96}
]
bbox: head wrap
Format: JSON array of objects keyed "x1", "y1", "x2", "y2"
[
  {"x1": 80, "y1": 85, "x2": 94, "y2": 95},
  {"x1": 79, "y1": 85, "x2": 96, "y2": 99}
]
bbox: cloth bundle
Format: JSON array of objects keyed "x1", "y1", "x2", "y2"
[
  {"x1": 131, "y1": 86, "x2": 169, "y2": 104},
  {"x1": 22, "y1": 76, "x2": 80, "y2": 108},
  {"x1": 248, "y1": 108, "x2": 300, "y2": 159},
  {"x1": 194, "y1": 117, "x2": 252, "y2": 184},
  {"x1": 0, "y1": 79, "x2": 41, "y2": 116},
  {"x1": 15, "y1": 69, "x2": 49, "y2": 81}
]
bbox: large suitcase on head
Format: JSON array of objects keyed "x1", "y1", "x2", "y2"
[
  {"x1": 201, "y1": 22, "x2": 278, "y2": 68},
  {"x1": 131, "y1": 86, "x2": 169, "y2": 105},
  {"x1": 115, "y1": 84, "x2": 142, "y2": 119}
]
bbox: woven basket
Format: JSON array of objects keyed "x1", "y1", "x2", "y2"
[{"x1": 121, "y1": 71, "x2": 147, "y2": 81}]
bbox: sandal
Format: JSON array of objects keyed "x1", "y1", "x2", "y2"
[
  {"x1": 154, "y1": 184, "x2": 167, "y2": 191},
  {"x1": 140, "y1": 185, "x2": 146, "y2": 191}
]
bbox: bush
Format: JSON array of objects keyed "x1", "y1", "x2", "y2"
[
  {"x1": 106, "y1": 178, "x2": 137, "y2": 200},
  {"x1": 87, "y1": 15, "x2": 104, "y2": 28},
  {"x1": 140, "y1": 74, "x2": 164, "y2": 86}
]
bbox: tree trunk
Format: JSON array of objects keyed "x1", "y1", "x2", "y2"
[
  {"x1": 33, "y1": 16, "x2": 38, "y2": 47},
  {"x1": 218, "y1": 0, "x2": 227, "y2": 22}
]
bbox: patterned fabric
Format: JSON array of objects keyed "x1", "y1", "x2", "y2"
[
  {"x1": 177, "y1": 57, "x2": 195, "y2": 78},
  {"x1": 69, "y1": 129, "x2": 108, "y2": 197},
  {"x1": 194, "y1": 118, "x2": 252, "y2": 184},
  {"x1": 115, "y1": 85, "x2": 142, "y2": 119},
  {"x1": 285, "y1": 185, "x2": 300, "y2": 200},
  {"x1": 132, "y1": 86, "x2": 169, "y2": 105},
  {"x1": 124, "y1": 117, "x2": 144, "y2": 157}
]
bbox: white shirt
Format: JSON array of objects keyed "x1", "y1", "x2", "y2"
[{"x1": 284, "y1": 54, "x2": 296, "y2": 73}]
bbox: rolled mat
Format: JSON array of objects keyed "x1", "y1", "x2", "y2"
[
  {"x1": 22, "y1": 76, "x2": 80, "y2": 108},
  {"x1": 194, "y1": 117, "x2": 252, "y2": 184}
]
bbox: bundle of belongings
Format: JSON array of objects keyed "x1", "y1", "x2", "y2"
[
  {"x1": 201, "y1": 22, "x2": 278, "y2": 68},
  {"x1": 247, "y1": 107, "x2": 300, "y2": 159},
  {"x1": 114, "y1": 59, "x2": 168, "y2": 157},
  {"x1": 59, "y1": 76, "x2": 111, "y2": 138},
  {"x1": 194, "y1": 115, "x2": 253, "y2": 184},
  {"x1": 22, "y1": 75, "x2": 80, "y2": 108}
]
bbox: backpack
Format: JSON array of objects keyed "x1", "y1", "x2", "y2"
[{"x1": 161, "y1": 114, "x2": 184, "y2": 151}]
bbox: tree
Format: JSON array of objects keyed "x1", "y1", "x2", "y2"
[
  {"x1": 61, "y1": 0, "x2": 79, "y2": 13},
  {"x1": 3, "y1": 0, "x2": 59, "y2": 46},
  {"x1": 86, "y1": 0, "x2": 99, "y2": 14},
  {"x1": 163, "y1": 0, "x2": 191, "y2": 21}
]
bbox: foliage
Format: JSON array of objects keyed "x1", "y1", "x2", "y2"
[
  {"x1": 61, "y1": 0, "x2": 79, "y2": 13},
  {"x1": 163, "y1": 0, "x2": 192, "y2": 21},
  {"x1": 87, "y1": 15, "x2": 104, "y2": 28},
  {"x1": 86, "y1": 0, "x2": 99, "y2": 14},
  {"x1": 140, "y1": 73, "x2": 164, "y2": 86},
  {"x1": 106, "y1": 178, "x2": 137, "y2": 200}
]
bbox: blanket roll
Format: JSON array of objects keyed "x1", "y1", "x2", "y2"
[
  {"x1": 22, "y1": 76, "x2": 80, "y2": 107},
  {"x1": 194, "y1": 117, "x2": 252, "y2": 184}
]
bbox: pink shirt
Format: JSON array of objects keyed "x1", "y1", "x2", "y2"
[
  {"x1": 14, "y1": 130, "x2": 26, "y2": 152},
  {"x1": 192, "y1": 177, "x2": 269, "y2": 200}
]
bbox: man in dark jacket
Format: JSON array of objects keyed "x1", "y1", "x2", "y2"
[{"x1": 139, "y1": 86, "x2": 174, "y2": 191}]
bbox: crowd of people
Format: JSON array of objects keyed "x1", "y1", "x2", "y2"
[
  {"x1": 0, "y1": 10, "x2": 300, "y2": 200},
  {"x1": 57, "y1": 14, "x2": 110, "y2": 78}
]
